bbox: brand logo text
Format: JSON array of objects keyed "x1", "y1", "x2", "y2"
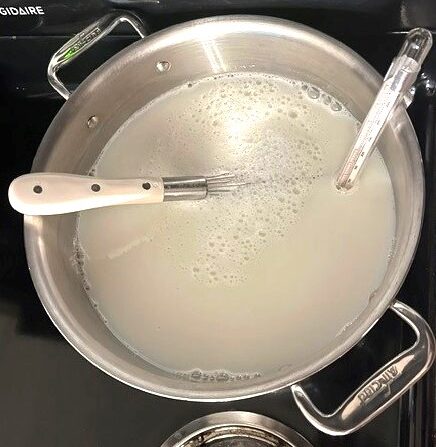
[
  {"x1": 0, "y1": 6, "x2": 45, "y2": 16},
  {"x1": 357, "y1": 365, "x2": 400, "y2": 405}
]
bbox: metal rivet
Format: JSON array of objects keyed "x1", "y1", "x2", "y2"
[
  {"x1": 87, "y1": 116, "x2": 99, "y2": 128},
  {"x1": 142, "y1": 182, "x2": 151, "y2": 190},
  {"x1": 91, "y1": 184, "x2": 100, "y2": 192},
  {"x1": 33, "y1": 185, "x2": 43, "y2": 194},
  {"x1": 156, "y1": 61, "x2": 171, "y2": 73}
]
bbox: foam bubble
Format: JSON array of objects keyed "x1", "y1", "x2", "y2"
[
  {"x1": 71, "y1": 235, "x2": 92, "y2": 292},
  {"x1": 174, "y1": 368, "x2": 262, "y2": 382}
]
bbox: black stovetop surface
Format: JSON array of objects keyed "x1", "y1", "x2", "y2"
[{"x1": 0, "y1": 5, "x2": 435, "y2": 447}]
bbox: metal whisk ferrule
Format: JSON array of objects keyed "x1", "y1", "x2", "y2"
[{"x1": 162, "y1": 173, "x2": 242, "y2": 201}]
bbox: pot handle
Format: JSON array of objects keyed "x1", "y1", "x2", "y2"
[
  {"x1": 47, "y1": 12, "x2": 147, "y2": 100},
  {"x1": 291, "y1": 300, "x2": 435, "y2": 436}
]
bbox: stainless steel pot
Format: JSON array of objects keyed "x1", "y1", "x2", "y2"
[{"x1": 25, "y1": 12, "x2": 435, "y2": 436}]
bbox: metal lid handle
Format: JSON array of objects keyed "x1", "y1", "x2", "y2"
[
  {"x1": 291, "y1": 300, "x2": 435, "y2": 435},
  {"x1": 47, "y1": 12, "x2": 147, "y2": 100}
]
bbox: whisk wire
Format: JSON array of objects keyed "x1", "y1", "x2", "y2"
[{"x1": 206, "y1": 173, "x2": 248, "y2": 195}]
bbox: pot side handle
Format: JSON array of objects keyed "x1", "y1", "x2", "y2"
[
  {"x1": 291, "y1": 300, "x2": 435, "y2": 436},
  {"x1": 47, "y1": 12, "x2": 147, "y2": 100}
]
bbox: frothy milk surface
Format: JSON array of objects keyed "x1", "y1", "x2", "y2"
[{"x1": 75, "y1": 73, "x2": 396, "y2": 378}]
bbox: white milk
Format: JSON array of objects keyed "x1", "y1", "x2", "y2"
[{"x1": 75, "y1": 73, "x2": 396, "y2": 379}]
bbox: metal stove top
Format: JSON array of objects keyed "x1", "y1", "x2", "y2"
[{"x1": 0, "y1": 2, "x2": 435, "y2": 446}]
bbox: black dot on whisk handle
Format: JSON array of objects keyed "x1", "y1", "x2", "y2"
[{"x1": 142, "y1": 182, "x2": 151, "y2": 190}]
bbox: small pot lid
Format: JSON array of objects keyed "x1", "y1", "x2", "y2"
[{"x1": 161, "y1": 411, "x2": 312, "y2": 447}]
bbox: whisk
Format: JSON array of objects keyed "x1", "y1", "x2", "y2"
[{"x1": 8, "y1": 172, "x2": 242, "y2": 216}]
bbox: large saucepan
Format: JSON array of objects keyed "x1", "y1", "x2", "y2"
[{"x1": 24, "y1": 12, "x2": 434, "y2": 435}]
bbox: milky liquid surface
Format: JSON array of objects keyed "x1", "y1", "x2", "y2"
[{"x1": 75, "y1": 73, "x2": 396, "y2": 378}]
